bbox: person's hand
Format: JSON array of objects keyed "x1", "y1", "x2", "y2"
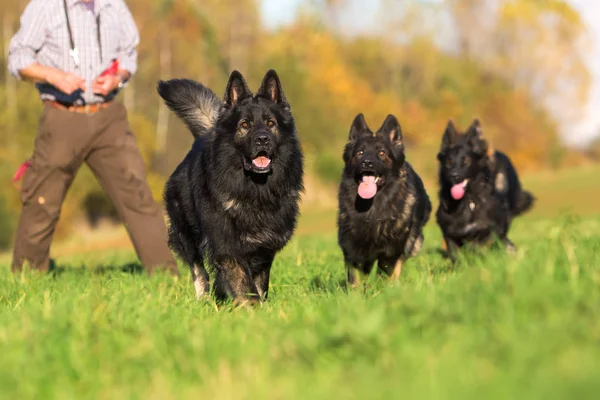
[
  {"x1": 92, "y1": 75, "x2": 121, "y2": 96},
  {"x1": 45, "y1": 70, "x2": 86, "y2": 95}
]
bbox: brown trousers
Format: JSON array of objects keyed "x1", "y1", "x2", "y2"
[{"x1": 11, "y1": 102, "x2": 178, "y2": 275}]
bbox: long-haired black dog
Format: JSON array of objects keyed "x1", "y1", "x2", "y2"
[
  {"x1": 436, "y1": 119, "x2": 534, "y2": 261},
  {"x1": 157, "y1": 70, "x2": 303, "y2": 305},
  {"x1": 338, "y1": 114, "x2": 431, "y2": 287}
]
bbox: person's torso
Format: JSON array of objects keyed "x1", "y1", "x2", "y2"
[{"x1": 37, "y1": 0, "x2": 126, "y2": 104}]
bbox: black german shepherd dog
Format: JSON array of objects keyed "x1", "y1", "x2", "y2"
[
  {"x1": 338, "y1": 114, "x2": 431, "y2": 287},
  {"x1": 157, "y1": 70, "x2": 303, "y2": 305},
  {"x1": 436, "y1": 119, "x2": 534, "y2": 261}
]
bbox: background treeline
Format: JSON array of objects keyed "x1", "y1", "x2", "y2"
[{"x1": 0, "y1": 0, "x2": 598, "y2": 249}]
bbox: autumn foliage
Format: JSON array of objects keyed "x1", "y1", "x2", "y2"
[{"x1": 0, "y1": 0, "x2": 593, "y2": 247}]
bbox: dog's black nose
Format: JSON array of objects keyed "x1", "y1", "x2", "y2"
[
  {"x1": 361, "y1": 159, "x2": 374, "y2": 169},
  {"x1": 254, "y1": 134, "x2": 271, "y2": 147}
]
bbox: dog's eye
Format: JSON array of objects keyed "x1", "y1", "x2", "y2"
[
  {"x1": 356, "y1": 150, "x2": 364, "y2": 156},
  {"x1": 446, "y1": 158, "x2": 453, "y2": 167},
  {"x1": 378, "y1": 150, "x2": 386, "y2": 157},
  {"x1": 267, "y1": 120, "x2": 276, "y2": 128},
  {"x1": 241, "y1": 121, "x2": 250, "y2": 129},
  {"x1": 464, "y1": 156, "x2": 471, "y2": 166}
]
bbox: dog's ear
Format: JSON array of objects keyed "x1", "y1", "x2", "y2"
[
  {"x1": 467, "y1": 118, "x2": 489, "y2": 155},
  {"x1": 438, "y1": 119, "x2": 458, "y2": 161},
  {"x1": 224, "y1": 70, "x2": 251, "y2": 108},
  {"x1": 377, "y1": 114, "x2": 403, "y2": 144},
  {"x1": 467, "y1": 118, "x2": 485, "y2": 140},
  {"x1": 349, "y1": 113, "x2": 372, "y2": 141},
  {"x1": 377, "y1": 114, "x2": 405, "y2": 156},
  {"x1": 442, "y1": 120, "x2": 458, "y2": 148},
  {"x1": 257, "y1": 69, "x2": 290, "y2": 110}
]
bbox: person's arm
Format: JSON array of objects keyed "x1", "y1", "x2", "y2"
[
  {"x1": 7, "y1": 0, "x2": 46, "y2": 80},
  {"x1": 19, "y1": 63, "x2": 85, "y2": 94},
  {"x1": 8, "y1": 0, "x2": 85, "y2": 94},
  {"x1": 116, "y1": 0, "x2": 140, "y2": 80},
  {"x1": 92, "y1": 0, "x2": 139, "y2": 96}
]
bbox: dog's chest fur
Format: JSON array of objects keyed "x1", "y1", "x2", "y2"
[
  {"x1": 449, "y1": 191, "x2": 485, "y2": 221},
  {"x1": 339, "y1": 183, "x2": 415, "y2": 258},
  {"x1": 218, "y1": 187, "x2": 300, "y2": 249},
  {"x1": 437, "y1": 178, "x2": 498, "y2": 243}
]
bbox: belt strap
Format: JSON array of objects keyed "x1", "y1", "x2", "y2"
[{"x1": 44, "y1": 100, "x2": 112, "y2": 113}]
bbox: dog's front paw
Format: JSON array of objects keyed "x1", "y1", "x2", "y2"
[{"x1": 233, "y1": 295, "x2": 262, "y2": 309}]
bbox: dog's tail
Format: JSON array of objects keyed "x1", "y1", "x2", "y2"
[
  {"x1": 157, "y1": 79, "x2": 222, "y2": 139},
  {"x1": 513, "y1": 190, "x2": 535, "y2": 216}
]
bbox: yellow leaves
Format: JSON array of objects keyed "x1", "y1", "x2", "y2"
[
  {"x1": 280, "y1": 28, "x2": 402, "y2": 130},
  {"x1": 500, "y1": 0, "x2": 537, "y2": 23},
  {"x1": 500, "y1": 0, "x2": 585, "y2": 40},
  {"x1": 0, "y1": 0, "x2": 591, "y2": 242},
  {"x1": 486, "y1": 0, "x2": 592, "y2": 128},
  {"x1": 301, "y1": 32, "x2": 374, "y2": 110},
  {"x1": 501, "y1": 0, "x2": 584, "y2": 28}
]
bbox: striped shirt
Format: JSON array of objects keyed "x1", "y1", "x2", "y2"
[{"x1": 8, "y1": 0, "x2": 139, "y2": 105}]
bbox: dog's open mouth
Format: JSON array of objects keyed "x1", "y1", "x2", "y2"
[
  {"x1": 357, "y1": 173, "x2": 383, "y2": 200},
  {"x1": 247, "y1": 152, "x2": 272, "y2": 174},
  {"x1": 450, "y1": 179, "x2": 469, "y2": 200}
]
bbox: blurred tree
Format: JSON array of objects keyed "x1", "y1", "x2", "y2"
[
  {"x1": 447, "y1": 0, "x2": 591, "y2": 127},
  {"x1": 153, "y1": 0, "x2": 174, "y2": 175},
  {"x1": 588, "y1": 136, "x2": 600, "y2": 161},
  {"x1": 0, "y1": 0, "x2": 594, "y2": 244}
]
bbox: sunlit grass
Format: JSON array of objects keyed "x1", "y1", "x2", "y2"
[{"x1": 1, "y1": 212, "x2": 599, "y2": 399}]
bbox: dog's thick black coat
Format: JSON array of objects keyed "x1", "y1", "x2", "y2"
[
  {"x1": 157, "y1": 70, "x2": 303, "y2": 304},
  {"x1": 436, "y1": 119, "x2": 534, "y2": 260},
  {"x1": 337, "y1": 114, "x2": 431, "y2": 286}
]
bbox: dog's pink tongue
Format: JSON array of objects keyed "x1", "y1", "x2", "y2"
[
  {"x1": 358, "y1": 176, "x2": 377, "y2": 199},
  {"x1": 451, "y1": 184, "x2": 465, "y2": 200},
  {"x1": 252, "y1": 156, "x2": 271, "y2": 169}
]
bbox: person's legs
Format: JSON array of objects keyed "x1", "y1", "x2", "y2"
[
  {"x1": 12, "y1": 106, "x2": 86, "y2": 272},
  {"x1": 85, "y1": 103, "x2": 178, "y2": 275}
]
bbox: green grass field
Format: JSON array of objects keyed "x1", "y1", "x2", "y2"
[{"x1": 1, "y1": 166, "x2": 600, "y2": 399}]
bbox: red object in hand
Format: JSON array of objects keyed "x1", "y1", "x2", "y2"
[
  {"x1": 12, "y1": 160, "x2": 32, "y2": 190},
  {"x1": 99, "y1": 59, "x2": 119, "y2": 77}
]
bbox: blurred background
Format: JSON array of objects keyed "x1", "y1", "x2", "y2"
[{"x1": 0, "y1": 0, "x2": 599, "y2": 256}]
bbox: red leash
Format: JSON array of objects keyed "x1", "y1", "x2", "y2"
[
  {"x1": 12, "y1": 160, "x2": 32, "y2": 191},
  {"x1": 99, "y1": 59, "x2": 119, "y2": 77}
]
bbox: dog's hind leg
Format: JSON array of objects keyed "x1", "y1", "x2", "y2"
[
  {"x1": 444, "y1": 236, "x2": 460, "y2": 263},
  {"x1": 379, "y1": 256, "x2": 405, "y2": 281},
  {"x1": 252, "y1": 255, "x2": 275, "y2": 301},
  {"x1": 391, "y1": 258, "x2": 404, "y2": 280},
  {"x1": 346, "y1": 263, "x2": 361, "y2": 289},
  {"x1": 171, "y1": 233, "x2": 209, "y2": 299},
  {"x1": 214, "y1": 258, "x2": 261, "y2": 306},
  {"x1": 406, "y1": 232, "x2": 424, "y2": 257},
  {"x1": 502, "y1": 237, "x2": 517, "y2": 255},
  {"x1": 253, "y1": 268, "x2": 271, "y2": 301},
  {"x1": 192, "y1": 262, "x2": 210, "y2": 299},
  {"x1": 496, "y1": 218, "x2": 517, "y2": 255},
  {"x1": 346, "y1": 262, "x2": 372, "y2": 290}
]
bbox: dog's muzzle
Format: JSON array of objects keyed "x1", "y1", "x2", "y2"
[{"x1": 246, "y1": 132, "x2": 275, "y2": 174}]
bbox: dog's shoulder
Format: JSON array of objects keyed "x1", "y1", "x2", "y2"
[{"x1": 402, "y1": 162, "x2": 428, "y2": 195}]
